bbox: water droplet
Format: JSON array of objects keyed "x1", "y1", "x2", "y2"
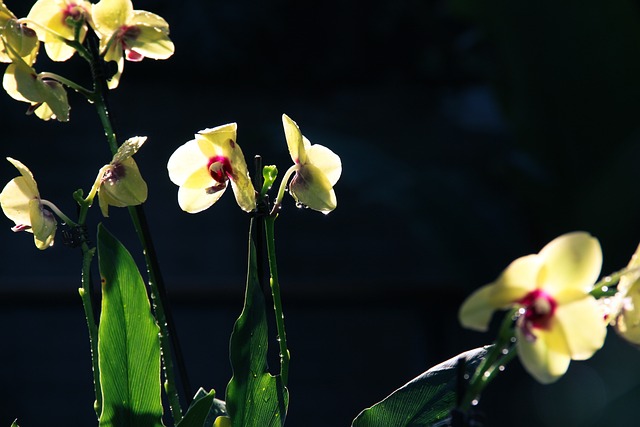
[
  {"x1": 463, "y1": 373, "x2": 469, "y2": 380},
  {"x1": 483, "y1": 371, "x2": 491, "y2": 378},
  {"x1": 498, "y1": 365, "x2": 505, "y2": 372},
  {"x1": 510, "y1": 337, "x2": 517, "y2": 343},
  {"x1": 602, "y1": 286, "x2": 609, "y2": 293},
  {"x1": 604, "y1": 276, "x2": 612, "y2": 283},
  {"x1": 471, "y1": 399, "x2": 479, "y2": 406},
  {"x1": 501, "y1": 348, "x2": 509, "y2": 355}
]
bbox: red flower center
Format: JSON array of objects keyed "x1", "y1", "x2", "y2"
[
  {"x1": 208, "y1": 156, "x2": 233, "y2": 184},
  {"x1": 517, "y1": 289, "x2": 557, "y2": 341}
]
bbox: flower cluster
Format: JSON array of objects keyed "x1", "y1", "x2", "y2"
[
  {"x1": 167, "y1": 114, "x2": 342, "y2": 215},
  {"x1": 0, "y1": 0, "x2": 174, "y2": 121}
]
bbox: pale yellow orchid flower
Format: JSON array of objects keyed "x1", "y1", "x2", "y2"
[
  {"x1": 608, "y1": 243, "x2": 640, "y2": 344},
  {"x1": 280, "y1": 114, "x2": 341, "y2": 214},
  {"x1": 26, "y1": 0, "x2": 91, "y2": 62},
  {"x1": 459, "y1": 232, "x2": 607, "y2": 384},
  {"x1": 87, "y1": 136, "x2": 148, "y2": 217},
  {"x1": 0, "y1": 158, "x2": 57, "y2": 249},
  {"x1": 91, "y1": 0, "x2": 174, "y2": 89},
  {"x1": 167, "y1": 123, "x2": 256, "y2": 214}
]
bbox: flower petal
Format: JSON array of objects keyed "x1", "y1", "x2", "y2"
[
  {"x1": 0, "y1": 176, "x2": 34, "y2": 226},
  {"x1": 306, "y1": 143, "x2": 341, "y2": 186},
  {"x1": 538, "y1": 232, "x2": 602, "y2": 294},
  {"x1": 167, "y1": 139, "x2": 212, "y2": 187},
  {"x1": 127, "y1": 26, "x2": 174, "y2": 60},
  {"x1": 92, "y1": 0, "x2": 132, "y2": 34},
  {"x1": 491, "y1": 254, "x2": 542, "y2": 298},
  {"x1": 553, "y1": 297, "x2": 607, "y2": 360},
  {"x1": 177, "y1": 185, "x2": 226, "y2": 214},
  {"x1": 197, "y1": 123, "x2": 237, "y2": 156},
  {"x1": 29, "y1": 198, "x2": 55, "y2": 249},
  {"x1": 282, "y1": 114, "x2": 307, "y2": 164},
  {"x1": 459, "y1": 284, "x2": 498, "y2": 332},
  {"x1": 516, "y1": 326, "x2": 571, "y2": 384},
  {"x1": 289, "y1": 163, "x2": 336, "y2": 214}
]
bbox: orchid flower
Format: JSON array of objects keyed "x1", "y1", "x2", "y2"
[
  {"x1": 167, "y1": 123, "x2": 256, "y2": 213},
  {"x1": 278, "y1": 114, "x2": 341, "y2": 214},
  {"x1": 608, "y1": 243, "x2": 640, "y2": 344},
  {"x1": 0, "y1": 157, "x2": 57, "y2": 249},
  {"x1": 87, "y1": 136, "x2": 148, "y2": 217},
  {"x1": 26, "y1": 0, "x2": 91, "y2": 62},
  {"x1": 459, "y1": 232, "x2": 607, "y2": 384},
  {"x1": 91, "y1": 0, "x2": 174, "y2": 89}
]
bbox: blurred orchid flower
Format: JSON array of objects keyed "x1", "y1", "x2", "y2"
[{"x1": 459, "y1": 232, "x2": 607, "y2": 384}]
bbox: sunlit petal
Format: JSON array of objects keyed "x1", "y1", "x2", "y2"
[
  {"x1": 516, "y1": 327, "x2": 571, "y2": 384},
  {"x1": 553, "y1": 297, "x2": 607, "y2": 360}
]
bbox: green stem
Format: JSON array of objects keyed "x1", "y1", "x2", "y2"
[
  {"x1": 86, "y1": 30, "x2": 186, "y2": 422},
  {"x1": 458, "y1": 309, "x2": 518, "y2": 413},
  {"x1": 264, "y1": 216, "x2": 290, "y2": 385},
  {"x1": 78, "y1": 244, "x2": 101, "y2": 417}
]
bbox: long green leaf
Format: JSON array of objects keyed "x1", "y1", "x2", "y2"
[
  {"x1": 97, "y1": 224, "x2": 164, "y2": 427},
  {"x1": 225, "y1": 219, "x2": 288, "y2": 426},
  {"x1": 352, "y1": 347, "x2": 489, "y2": 427}
]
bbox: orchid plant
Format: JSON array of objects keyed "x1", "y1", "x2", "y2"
[{"x1": 1, "y1": 1, "x2": 639, "y2": 427}]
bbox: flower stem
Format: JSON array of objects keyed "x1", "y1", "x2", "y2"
[
  {"x1": 458, "y1": 309, "x2": 518, "y2": 413},
  {"x1": 263, "y1": 216, "x2": 290, "y2": 385},
  {"x1": 78, "y1": 244, "x2": 101, "y2": 417},
  {"x1": 85, "y1": 29, "x2": 187, "y2": 422}
]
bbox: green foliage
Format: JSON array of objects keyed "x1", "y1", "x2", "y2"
[
  {"x1": 351, "y1": 347, "x2": 488, "y2": 427},
  {"x1": 225, "y1": 219, "x2": 289, "y2": 427},
  {"x1": 97, "y1": 224, "x2": 164, "y2": 427}
]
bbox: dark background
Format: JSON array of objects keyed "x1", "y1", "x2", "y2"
[{"x1": 3, "y1": 0, "x2": 640, "y2": 425}]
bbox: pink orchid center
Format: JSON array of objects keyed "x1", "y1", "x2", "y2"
[
  {"x1": 517, "y1": 289, "x2": 557, "y2": 340},
  {"x1": 117, "y1": 25, "x2": 143, "y2": 61},
  {"x1": 63, "y1": 3, "x2": 84, "y2": 22},
  {"x1": 208, "y1": 156, "x2": 233, "y2": 184}
]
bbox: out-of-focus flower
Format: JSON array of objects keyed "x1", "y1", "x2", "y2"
[
  {"x1": 89, "y1": 136, "x2": 148, "y2": 216},
  {"x1": 26, "y1": 0, "x2": 91, "y2": 61},
  {"x1": 459, "y1": 232, "x2": 607, "y2": 384},
  {"x1": 167, "y1": 123, "x2": 256, "y2": 214},
  {"x1": 1, "y1": 17, "x2": 40, "y2": 64},
  {"x1": 213, "y1": 417, "x2": 231, "y2": 427},
  {"x1": 281, "y1": 114, "x2": 341, "y2": 214},
  {"x1": 0, "y1": 157, "x2": 57, "y2": 249},
  {"x1": 91, "y1": 0, "x2": 174, "y2": 89},
  {"x1": 609, "y1": 243, "x2": 640, "y2": 345}
]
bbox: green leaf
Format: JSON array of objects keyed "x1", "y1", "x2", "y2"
[
  {"x1": 351, "y1": 347, "x2": 489, "y2": 427},
  {"x1": 176, "y1": 388, "x2": 227, "y2": 427},
  {"x1": 10, "y1": 419, "x2": 19, "y2": 427},
  {"x1": 225, "y1": 219, "x2": 288, "y2": 427},
  {"x1": 97, "y1": 224, "x2": 163, "y2": 427}
]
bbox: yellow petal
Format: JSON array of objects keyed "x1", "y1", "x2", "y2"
[
  {"x1": 516, "y1": 326, "x2": 571, "y2": 384},
  {"x1": 167, "y1": 139, "x2": 212, "y2": 187},
  {"x1": 29, "y1": 198, "x2": 56, "y2": 249},
  {"x1": 92, "y1": 0, "x2": 132, "y2": 34},
  {"x1": 491, "y1": 254, "x2": 542, "y2": 299},
  {"x1": 197, "y1": 123, "x2": 237, "y2": 156},
  {"x1": 282, "y1": 114, "x2": 307, "y2": 164},
  {"x1": 127, "y1": 26, "x2": 174, "y2": 59},
  {"x1": 306, "y1": 143, "x2": 341, "y2": 186},
  {"x1": 459, "y1": 284, "x2": 498, "y2": 332},
  {"x1": 0, "y1": 177, "x2": 35, "y2": 226},
  {"x1": 130, "y1": 10, "x2": 170, "y2": 30},
  {"x1": 538, "y1": 232, "x2": 602, "y2": 294},
  {"x1": 177, "y1": 185, "x2": 226, "y2": 214},
  {"x1": 228, "y1": 172, "x2": 256, "y2": 213},
  {"x1": 289, "y1": 163, "x2": 336, "y2": 214},
  {"x1": 553, "y1": 297, "x2": 607, "y2": 360}
]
